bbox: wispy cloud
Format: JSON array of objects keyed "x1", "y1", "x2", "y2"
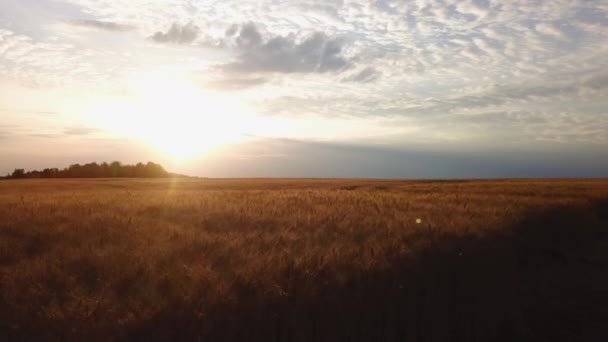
[
  {"x1": 206, "y1": 77, "x2": 269, "y2": 90},
  {"x1": 67, "y1": 19, "x2": 135, "y2": 32},
  {"x1": 28, "y1": 133, "x2": 62, "y2": 139},
  {"x1": 342, "y1": 67, "x2": 380, "y2": 83},
  {"x1": 149, "y1": 22, "x2": 200, "y2": 44},
  {"x1": 63, "y1": 127, "x2": 101, "y2": 135},
  {"x1": 0, "y1": 28, "x2": 117, "y2": 86}
]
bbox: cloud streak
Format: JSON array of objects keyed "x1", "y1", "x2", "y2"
[
  {"x1": 63, "y1": 127, "x2": 101, "y2": 135},
  {"x1": 68, "y1": 19, "x2": 135, "y2": 32},
  {"x1": 206, "y1": 77, "x2": 269, "y2": 90},
  {"x1": 343, "y1": 67, "x2": 381, "y2": 83}
]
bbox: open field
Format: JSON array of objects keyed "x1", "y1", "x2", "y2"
[{"x1": 1, "y1": 178, "x2": 608, "y2": 341}]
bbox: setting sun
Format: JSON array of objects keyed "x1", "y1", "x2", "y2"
[{"x1": 91, "y1": 73, "x2": 252, "y2": 159}]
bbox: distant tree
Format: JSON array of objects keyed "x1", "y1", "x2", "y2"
[
  {"x1": 41, "y1": 168, "x2": 54, "y2": 178},
  {"x1": 110, "y1": 161, "x2": 122, "y2": 177},
  {"x1": 134, "y1": 162, "x2": 145, "y2": 177},
  {"x1": 11, "y1": 169, "x2": 25, "y2": 179},
  {"x1": 6, "y1": 161, "x2": 174, "y2": 179},
  {"x1": 26, "y1": 170, "x2": 41, "y2": 178},
  {"x1": 144, "y1": 161, "x2": 168, "y2": 178},
  {"x1": 100, "y1": 162, "x2": 110, "y2": 177}
]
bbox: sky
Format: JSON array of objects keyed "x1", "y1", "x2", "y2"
[{"x1": 0, "y1": 0, "x2": 607, "y2": 178}]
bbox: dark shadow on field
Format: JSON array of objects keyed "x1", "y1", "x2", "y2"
[
  {"x1": 3, "y1": 199, "x2": 608, "y2": 341},
  {"x1": 124, "y1": 198, "x2": 608, "y2": 342}
]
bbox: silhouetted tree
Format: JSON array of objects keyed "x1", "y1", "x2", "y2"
[
  {"x1": 27, "y1": 170, "x2": 41, "y2": 178},
  {"x1": 110, "y1": 161, "x2": 122, "y2": 177},
  {"x1": 11, "y1": 169, "x2": 25, "y2": 179},
  {"x1": 4, "y1": 162, "x2": 171, "y2": 179},
  {"x1": 41, "y1": 168, "x2": 59, "y2": 178}
]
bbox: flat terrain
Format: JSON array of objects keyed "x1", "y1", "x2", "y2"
[{"x1": 1, "y1": 178, "x2": 608, "y2": 341}]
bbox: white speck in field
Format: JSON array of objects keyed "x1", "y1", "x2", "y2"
[{"x1": 416, "y1": 218, "x2": 421, "y2": 224}]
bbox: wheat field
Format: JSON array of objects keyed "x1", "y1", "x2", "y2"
[{"x1": 1, "y1": 178, "x2": 608, "y2": 341}]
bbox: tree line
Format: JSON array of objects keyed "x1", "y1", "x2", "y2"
[{"x1": 3, "y1": 161, "x2": 175, "y2": 179}]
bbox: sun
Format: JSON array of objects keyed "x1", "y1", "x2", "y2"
[
  {"x1": 129, "y1": 78, "x2": 246, "y2": 159},
  {"x1": 91, "y1": 72, "x2": 252, "y2": 160}
]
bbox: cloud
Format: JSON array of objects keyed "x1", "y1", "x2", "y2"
[
  {"x1": 206, "y1": 77, "x2": 268, "y2": 91},
  {"x1": 535, "y1": 22, "x2": 567, "y2": 39},
  {"x1": 150, "y1": 22, "x2": 200, "y2": 44},
  {"x1": 3, "y1": 0, "x2": 608, "y2": 170},
  {"x1": 28, "y1": 133, "x2": 61, "y2": 139},
  {"x1": 295, "y1": 2, "x2": 341, "y2": 19},
  {"x1": 0, "y1": 28, "x2": 113, "y2": 86},
  {"x1": 584, "y1": 72, "x2": 608, "y2": 90},
  {"x1": 487, "y1": 72, "x2": 608, "y2": 102},
  {"x1": 0, "y1": 108, "x2": 59, "y2": 116},
  {"x1": 192, "y1": 137, "x2": 608, "y2": 178},
  {"x1": 34, "y1": 111, "x2": 59, "y2": 116},
  {"x1": 63, "y1": 127, "x2": 100, "y2": 135},
  {"x1": 384, "y1": 73, "x2": 608, "y2": 117},
  {"x1": 219, "y1": 22, "x2": 353, "y2": 74},
  {"x1": 343, "y1": 66, "x2": 381, "y2": 83},
  {"x1": 68, "y1": 19, "x2": 135, "y2": 32}
]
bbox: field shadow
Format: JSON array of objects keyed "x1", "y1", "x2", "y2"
[
  {"x1": 123, "y1": 198, "x2": 608, "y2": 342},
  {"x1": 2, "y1": 198, "x2": 607, "y2": 341}
]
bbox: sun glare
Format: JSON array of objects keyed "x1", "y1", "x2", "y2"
[{"x1": 91, "y1": 73, "x2": 253, "y2": 160}]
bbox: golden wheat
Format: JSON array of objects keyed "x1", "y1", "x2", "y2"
[{"x1": 0, "y1": 178, "x2": 607, "y2": 340}]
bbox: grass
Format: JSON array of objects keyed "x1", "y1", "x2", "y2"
[{"x1": 1, "y1": 178, "x2": 608, "y2": 341}]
